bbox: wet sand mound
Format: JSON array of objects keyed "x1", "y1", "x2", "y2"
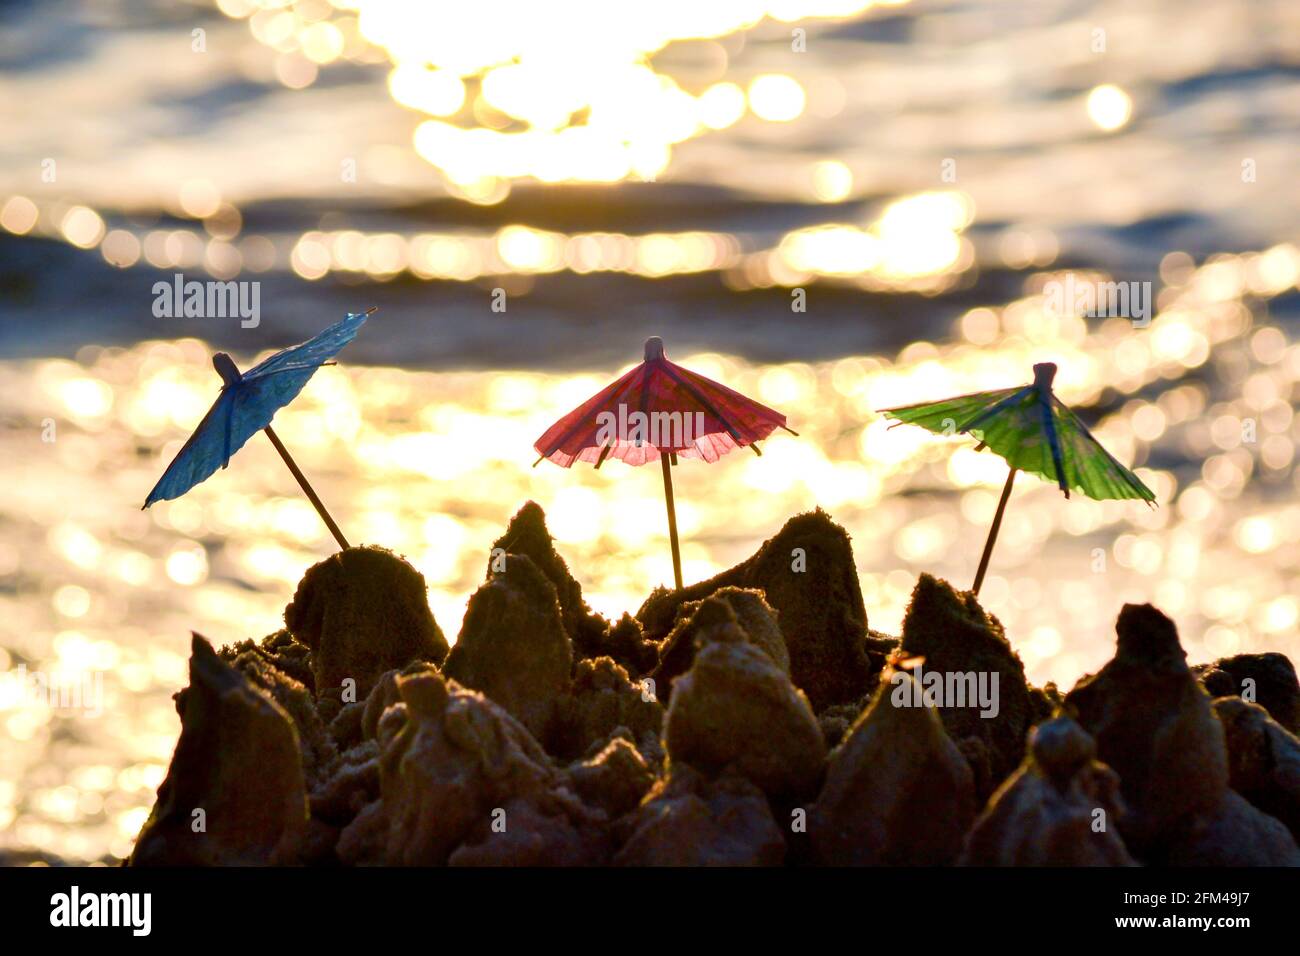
[
  {"x1": 549, "y1": 656, "x2": 664, "y2": 764},
  {"x1": 570, "y1": 735, "x2": 657, "y2": 819},
  {"x1": 648, "y1": 587, "x2": 787, "y2": 694},
  {"x1": 1066, "y1": 603, "x2": 1300, "y2": 865},
  {"x1": 663, "y1": 599, "x2": 826, "y2": 803},
  {"x1": 1212, "y1": 696, "x2": 1300, "y2": 842},
  {"x1": 614, "y1": 765, "x2": 786, "y2": 866},
  {"x1": 897, "y1": 574, "x2": 1035, "y2": 798},
  {"x1": 1065, "y1": 604, "x2": 1229, "y2": 859},
  {"x1": 285, "y1": 546, "x2": 449, "y2": 710},
  {"x1": 490, "y1": 502, "x2": 611, "y2": 656},
  {"x1": 219, "y1": 637, "x2": 335, "y2": 784},
  {"x1": 960, "y1": 716, "x2": 1134, "y2": 866},
  {"x1": 131, "y1": 635, "x2": 308, "y2": 866},
  {"x1": 443, "y1": 553, "x2": 572, "y2": 741},
  {"x1": 810, "y1": 670, "x2": 975, "y2": 865},
  {"x1": 639, "y1": 510, "x2": 875, "y2": 710},
  {"x1": 341, "y1": 669, "x2": 605, "y2": 865},
  {"x1": 130, "y1": 502, "x2": 1300, "y2": 867},
  {"x1": 1195, "y1": 652, "x2": 1300, "y2": 734}
]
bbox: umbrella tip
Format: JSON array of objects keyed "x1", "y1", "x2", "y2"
[
  {"x1": 644, "y1": 336, "x2": 665, "y2": 361},
  {"x1": 212, "y1": 352, "x2": 242, "y2": 385},
  {"x1": 1032, "y1": 362, "x2": 1057, "y2": 389}
]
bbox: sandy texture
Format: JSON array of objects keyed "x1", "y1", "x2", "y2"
[{"x1": 128, "y1": 502, "x2": 1300, "y2": 868}]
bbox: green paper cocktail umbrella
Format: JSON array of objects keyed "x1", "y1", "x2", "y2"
[{"x1": 880, "y1": 362, "x2": 1156, "y2": 595}]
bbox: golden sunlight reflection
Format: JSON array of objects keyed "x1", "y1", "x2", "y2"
[
  {"x1": 1086, "y1": 84, "x2": 1133, "y2": 132},
  {"x1": 213, "y1": 0, "x2": 893, "y2": 186},
  {"x1": 770, "y1": 191, "x2": 974, "y2": 290},
  {"x1": 4, "y1": 248, "x2": 1300, "y2": 862},
  {"x1": 810, "y1": 160, "x2": 854, "y2": 202},
  {"x1": 4, "y1": 188, "x2": 978, "y2": 291}
]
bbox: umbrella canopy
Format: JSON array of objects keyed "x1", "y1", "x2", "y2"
[
  {"x1": 880, "y1": 362, "x2": 1155, "y2": 594},
  {"x1": 881, "y1": 362, "x2": 1155, "y2": 503},
  {"x1": 534, "y1": 337, "x2": 794, "y2": 589},
  {"x1": 534, "y1": 336, "x2": 790, "y2": 468},
  {"x1": 144, "y1": 309, "x2": 373, "y2": 549}
]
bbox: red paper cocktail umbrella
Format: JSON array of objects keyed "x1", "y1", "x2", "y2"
[{"x1": 534, "y1": 337, "x2": 795, "y2": 590}]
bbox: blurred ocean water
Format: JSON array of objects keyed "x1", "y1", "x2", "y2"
[
  {"x1": 1, "y1": 0, "x2": 1299, "y2": 862},
  {"x1": 1, "y1": 0, "x2": 1297, "y2": 361}
]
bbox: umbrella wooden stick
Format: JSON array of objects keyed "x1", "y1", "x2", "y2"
[
  {"x1": 660, "y1": 453, "x2": 684, "y2": 590},
  {"x1": 263, "y1": 425, "x2": 350, "y2": 551},
  {"x1": 972, "y1": 467, "x2": 1016, "y2": 596}
]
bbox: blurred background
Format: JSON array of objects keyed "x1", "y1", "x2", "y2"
[{"x1": 1, "y1": 0, "x2": 1298, "y2": 862}]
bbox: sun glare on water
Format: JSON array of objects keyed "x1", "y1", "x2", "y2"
[
  {"x1": 214, "y1": 0, "x2": 893, "y2": 189},
  {"x1": 2, "y1": 245, "x2": 1300, "y2": 861},
  {"x1": 4, "y1": 245, "x2": 1300, "y2": 856}
]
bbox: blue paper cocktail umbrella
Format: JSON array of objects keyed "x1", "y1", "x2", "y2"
[{"x1": 142, "y1": 309, "x2": 374, "y2": 550}]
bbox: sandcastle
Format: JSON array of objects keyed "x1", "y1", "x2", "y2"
[{"x1": 130, "y1": 502, "x2": 1300, "y2": 866}]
